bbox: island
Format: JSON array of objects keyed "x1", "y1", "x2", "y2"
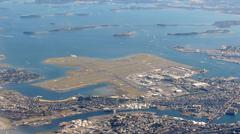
[
  {"x1": 20, "y1": 12, "x2": 89, "y2": 19},
  {"x1": 168, "y1": 29, "x2": 230, "y2": 36},
  {"x1": 213, "y1": 20, "x2": 240, "y2": 28},
  {"x1": 49, "y1": 24, "x2": 119, "y2": 33},
  {"x1": 20, "y1": 14, "x2": 42, "y2": 19},
  {"x1": 52, "y1": 12, "x2": 89, "y2": 17},
  {"x1": 0, "y1": 54, "x2": 5, "y2": 61},
  {"x1": 175, "y1": 45, "x2": 240, "y2": 64},
  {"x1": 157, "y1": 24, "x2": 178, "y2": 27},
  {"x1": 113, "y1": 31, "x2": 136, "y2": 37},
  {"x1": 23, "y1": 24, "x2": 119, "y2": 35}
]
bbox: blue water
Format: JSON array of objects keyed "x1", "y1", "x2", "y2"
[
  {"x1": 1, "y1": 2, "x2": 240, "y2": 78},
  {"x1": 215, "y1": 113, "x2": 240, "y2": 124},
  {"x1": 7, "y1": 83, "x2": 116, "y2": 100},
  {"x1": 1, "y1": 0, "x2": 240, "y2": 132}
]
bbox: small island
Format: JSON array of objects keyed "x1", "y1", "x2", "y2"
[
  {"x1": 20, "y1": 12, "x2": 88, "y2": 19},
  {"x1": 168, "y1": 29, "x2": 230, "y2": 36},
  {"x1": 213, "y1": 20, "x2": 240, "y2": 28},
  {"x1": 23, "y1": 24, "x2": 119, "y2": 35},
  {"x1": 0, "y1": 54, "x2": 5, "y2": 61},
  {"x1": 113, "y1": 31, "x2": 136, "y2": 37},
  {"x1": 20, "y1": 14, "x2": 42, "y2": 19},
  {"x1": 157, "y1": 24, "x2": 178, "y2": 27}
]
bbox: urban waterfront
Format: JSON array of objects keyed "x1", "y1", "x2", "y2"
[{"x1": 1, "y1": 0, "x2": 240, "y2": 133}]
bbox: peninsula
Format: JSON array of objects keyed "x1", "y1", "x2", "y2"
[
  {"x1": 33, "y1": 54, "x2": 199, "y2": 97},
  {"x1": 175, "y1": 45, "x2": 240, "y2": 64},
  {"x1": 0, "y1": 54, "x2": 40, "y2": 85}
]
